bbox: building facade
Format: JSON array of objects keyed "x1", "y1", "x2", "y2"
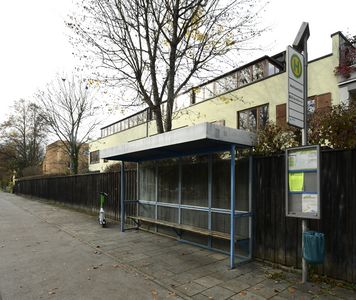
[
  {"x1": 89, "y1": 32, "x2": 356, "y2": 172},
  {"x1": 43, "y1": 141, "x2": 89, "y2": 175}
]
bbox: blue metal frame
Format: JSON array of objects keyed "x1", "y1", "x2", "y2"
[
  {"x1": 120, "y1": 161, "x2": 125, "y2": 232},
  {"x1": 230, "y1": 144, "x2": 236, "y2": 269},
  {"x1": 138, "y1": 199, "x2": 251, "y2": 216},
  {"x1": 119, "y1": 143, "x2": 253, "y2": 268},
  {"x1": 208, "y1": 154, "x2": 213, "y2": 248}
]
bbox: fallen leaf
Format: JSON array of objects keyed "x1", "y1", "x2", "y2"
[
  {"x1": 152, "y1": 289, "x2": 158, "y2": 300},
  {"x1": 288, "y1": 287, "x2": 296, "y2": 294},
  {"x1": 239, "y1": 291, "x2": 247, "y2": 296}
]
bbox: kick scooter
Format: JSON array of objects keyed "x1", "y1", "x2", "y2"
[{"x1": 99, "y1": 192, "x2": 108, "y2": 227}]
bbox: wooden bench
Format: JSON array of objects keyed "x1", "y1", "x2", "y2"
[{"x1": 127, "y1": 216, "x2": 249, "y2": 242}]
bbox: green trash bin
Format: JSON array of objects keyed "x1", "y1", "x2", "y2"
[{"x1": 303, "y1": 231, "x2": 325, "y2": 264}]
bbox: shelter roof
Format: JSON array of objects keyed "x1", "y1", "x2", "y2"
[{"x1": 100, "y1": 123, "x2": 256, "y2": 162}]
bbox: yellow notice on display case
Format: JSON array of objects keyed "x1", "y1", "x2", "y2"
[{"x1": 289, "y1": 172, "x2": 304, "y2": 192}]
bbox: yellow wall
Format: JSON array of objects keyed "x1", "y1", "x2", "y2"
[
  {"x1": 171, "y1": 72, "x2": 287, "y2": 129},
  {"x1": 89, "y1": 119, "x2": 160, "y2": 171},
  {"x1": 89, "y1": 34, "x2": 342, "y2": 172}
]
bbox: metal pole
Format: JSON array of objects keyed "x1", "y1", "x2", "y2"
[
  {"x1": 208, "y1": 154, "x2": 212, "y2": 249},
  {"x1": 301, "y1": 35, "x2": 309, "y2": 284},
  {"x1": 178, "y1": 158, "x2": 182, "y2": 225},
  {"x1": 248, "y1": 155, "x2": 253, "y2": 260},
  {"x1": 120, "y1": 161, "x2": 125, "y2": 232},
  {"x1": 136, "y1": 162, "x2": 139, "y2": 219},
  {"x1": 230, "y1": 144, "x2": 236, "y2": 269},
  {"x1": 155, "y1": 164, "x2": 158, "y2": 232}
]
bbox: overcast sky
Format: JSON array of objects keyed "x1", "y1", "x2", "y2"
[{"x1": 0, "y1": 0, "x2": 355, "y2": 127}]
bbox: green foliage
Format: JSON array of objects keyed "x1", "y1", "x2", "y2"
[
  {"x1": 255, "y1": 102, "x2": 356, "y2": 155},
  {"x1": 309, "y1": 102, "x2": 356, "y2": 149},
  {"x1": 254, "y1": 122, "x2": 301, "y2": 155}
]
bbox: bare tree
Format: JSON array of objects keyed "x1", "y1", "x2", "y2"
[
  {"x1": 68, "y1": 0, "x2": 265, "y2": 133},
  {"x1": 0, "y1": 99, "x2": 46, "y2": 176},
  {"x1": 37, "y1": 75, "x2": 100, "y2": 175}
]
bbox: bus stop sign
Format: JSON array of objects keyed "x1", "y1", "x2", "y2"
[{"x1": 287, "y1": 46, "x2": 305, "y2": 129}]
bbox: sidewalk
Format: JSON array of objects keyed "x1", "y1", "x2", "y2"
[{"x1": 1, "y1": 192, "x2": 355, "y2": 299}]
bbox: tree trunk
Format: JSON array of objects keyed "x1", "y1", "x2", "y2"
[
  {"x1": 70, "y1": 146, "x2": 79, "y2": 175},
  {"x1": 153, "y1": 106, "x2": 164, "y2": 133},
  {"x1": 164, "y1": 0, "x2": 179, "y2": 133},
  {"x1": 164, "y1": 101, "x2": 173, "y2": 132}
]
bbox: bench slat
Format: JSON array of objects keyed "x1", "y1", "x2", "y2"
[{"x1": 127, "y1": 216, "x2": 249, "y2": 241}]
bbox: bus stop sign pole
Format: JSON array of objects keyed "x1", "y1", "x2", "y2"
[{"x1": 293, "y1": 22, "x2": 310, "y2": 284}]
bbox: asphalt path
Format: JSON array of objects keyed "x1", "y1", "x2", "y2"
[{"x1": 0, "y1": 192, "x2": 180, "y2": 300}]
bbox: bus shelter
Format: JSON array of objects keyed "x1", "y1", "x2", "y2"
[{"x1": 101, "y1": 123, "x2": 256, "y2": 268}]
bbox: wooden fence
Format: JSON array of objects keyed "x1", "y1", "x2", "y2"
[
  {"x1": 14, "y1": 149, "x2": 356, "y2": 283},
  {"x1": 253, "y1": 149, "x2": 356, "y2": 283},
  {"x1": 15, "y1": 170, "x2": 137, "y2": 220}
]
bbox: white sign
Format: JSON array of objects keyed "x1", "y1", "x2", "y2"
[
  {"x1": 302, "y1": 193, "x2": 318, "y2": 214},
  {"x1": 288, "y1": 149, "x2": 317, "y2": 171},
  {"x1": 287, "y1": 46, "x2": 305, "y2": 129}
]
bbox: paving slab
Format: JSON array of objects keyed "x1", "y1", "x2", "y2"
[
  {"x1": 246, "y1": 278, "x2": 290, "y2": 298},
  {"x1": 201, "y1": 285, "x2": 235, "y2": 299},
  {"x1": 193, "y1": 275, "x2": 223, "y2": 288},
  {"x1": 175, "y1": 282, "x2": 207, "y2": 297},
  {"x1": 230, "y1": 290, "x2": 267, "y2": 299},
  {"x1": 219, "y1": 277, "x2": 251, "y2": 293}
]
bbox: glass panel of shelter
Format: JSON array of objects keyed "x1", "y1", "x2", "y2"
[{"x1": 138, "y1": 153, "x2": 253, "y2": 263}]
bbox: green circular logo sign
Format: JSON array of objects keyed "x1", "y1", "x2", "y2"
[{"x1": 291, "y1": 54, "x2": 302, "y2": 78}]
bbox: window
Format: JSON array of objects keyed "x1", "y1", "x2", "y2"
[
  {"x1": 237, "y1": 104, "x2": 269, "y2": 132},
  {"x1": 90, "y1": 150, "x2": 100, "y2": 164},
  {"x1": 307, "y1": 98, "x2": 316, "y2": 116},
  {"x1": 174, "y1": 93, "x2": 190, "y2": 111},
  {"x1": 252, "y1": 62, "x2": 265, "y2": 81},
  {"x1": 204, "y1": 82, "x2": 215, "y2": 99},
  {"x1": 268, "y1": 62, "x2": 280, "y2": 76},
  {"x1": 215, "y1": 72, "x2": 238, "y2": 95},
  {"x1": 194, "y1": 86, "x2": 206, "y2": 103},
  {"x1": 238, "y1": 67, "x2": 252, "y2": 86}
]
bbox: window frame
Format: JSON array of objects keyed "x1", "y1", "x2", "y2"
[
  {"x1": 237, "y1": 103, "x2": 269, "y2": 132},
  {"x1": 89, "y1": 150, "x2": 100, "y2": 165}
]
